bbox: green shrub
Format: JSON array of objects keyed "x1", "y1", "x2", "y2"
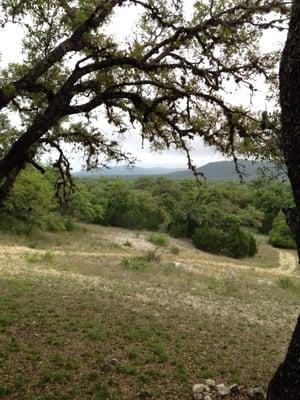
[
  {"x1": 152, "y1": 341, "x2": 168, "y2": 363},
  {"x1": 148, "y1": 233, "x2": 169, "y2": 246},
  {"x1": 142, "y1": 250, "x2": 161, "y2": 263},
  {"x1": 222, "y1": 228, "x2": 257, "y2": 258},
  {"x1": 121, "y1": 257, "x2": 148, "y2": 272},
  {"x1": 0, "y1": 385, "x2": 10, "y2": 396},
  {"x1": 121, "y1": 252, "x2": 161, "y2": 271},
  {"x1": 192, "y1": 227, "x2": 227, "y2": 254},
  {"x1": 269, "y1": 211, "x2": 297, "y2": 249},
  {"x1": 0, "y1": 167, "x2": 69, "y2": 234},
  {"x1": 64, "y1": 219, "x2": 76, "y2": 232},
  {"x1": 25, "y1": 251, "x2": 54, "y2": 264},
  {"x1": 277, "y1": 277, "x2": 296, "y2": 290},
  {"x1": 192, "y1": 227, "x2": 257, "y2": 259},
  {"x1": 41, "y1": 213, "x2": 67, "y2": 232},
  {"x1": 103, "y1": 181, "x2": 164, "y2": 230},
  {"x1": 0, "y1": 215, "x2": 34, "y2": 236},
  {"x1": 168, "y1": 215, "x2": 189, "y2": 238},
  {"x1": 245, "y1": 232, "x2": 258, "y2": 257}
]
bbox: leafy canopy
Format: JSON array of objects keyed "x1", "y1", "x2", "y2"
[{"x1": 0, "y1": 0, "x2": 289, "y2": 199}]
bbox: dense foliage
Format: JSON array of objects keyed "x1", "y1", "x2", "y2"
[
  {"x1": 0, "y1": 168, "x2": 72, "y2": 234},
  {"x1": 191, "y1": 210, "x2": 257, "y2": 258},
  {"x1": 0, "y1": 168, "x2": 295, "y2": 258},
  {"x1": 192, "y1": 226, "x2": 257, "y2": 258},
  {"x1": 269, "y1": 211, "x2": 297, "y2": 250}
]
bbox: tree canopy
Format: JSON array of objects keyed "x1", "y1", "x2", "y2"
[{"x1": 0, "y1": 0, "x2": 289, "y2": 200}]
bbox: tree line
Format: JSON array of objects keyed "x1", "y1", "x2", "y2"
[{"x1": 0, "y1": 167, "x2": 295, "y2": 257}]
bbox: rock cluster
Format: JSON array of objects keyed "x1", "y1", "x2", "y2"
[{"x1": 193, "y1": 379, "x2": 266, "y2": 400}]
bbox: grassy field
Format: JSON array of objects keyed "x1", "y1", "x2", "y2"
[{"x1": 0, "y1": 224, "x2": 299, "y2": 399}]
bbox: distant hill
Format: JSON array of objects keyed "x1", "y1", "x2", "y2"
[
  {"x1": 165, "y1": 160, "x2": 282, "y2": 181},
  {"x1": 75, "y1": 159, "x2": 283, "y2": 181},
  {"x1": 74, "y1": 165, "x2": 184, "y2": 178},
  {"x1": 75, "y1": 166, "x2": 185, "y2": 177}
]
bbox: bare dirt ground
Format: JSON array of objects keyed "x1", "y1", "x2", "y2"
[{"x1": 277, "y1": 249, "x2": 298, "y2": 274}]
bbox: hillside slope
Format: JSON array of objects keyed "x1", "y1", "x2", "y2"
[
  {"x1": 0, "y1": 225, "x2": 298, "y2": 399},
  {"x1": 165, "y1": 160, "x2": 281, "y2": 180}
]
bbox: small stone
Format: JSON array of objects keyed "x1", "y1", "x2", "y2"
[
  {"x1": 204, "y1": 395, "x2": 213, "y2": 400},
  {"x1": 228, "y1": 271, "x2": 238, "y2": 280},
  {"x1": 216, "y1": 383, "x2": 231, "y2": 396},
  {"x1": 247, "y1": 387, "x2": 266, "y2": 399},
  {"x1": 205, "y1": 379, "x2": 216, "y2": 387},
  {"x1": 194, "y1": 394, "x2": 203, "y2": 400},
  {"x1": 230, "y1": 384, "x2": 240, "y2": 394},
  {"x1": 193, "y1": 384, "x2": 210, "y2": 394}
]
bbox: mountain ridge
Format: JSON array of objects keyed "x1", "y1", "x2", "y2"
[{"x1": 75, "y1": 159, "x2": 282, "y2": 181}]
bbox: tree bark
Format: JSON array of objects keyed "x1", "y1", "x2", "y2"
[
  {"x1": 0, "y1": 97, "x2": 67, "y2": 200},
  {"x1": 267, "y1": 317, "x2": 300, "y2": 400},
  {"x1": 267, "y1": 1, "x2": 300, "y2": 398}
]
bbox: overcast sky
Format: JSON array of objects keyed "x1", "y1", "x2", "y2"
[{"x1": 0, "y1": 2, "x2": 286, "y2": 171}]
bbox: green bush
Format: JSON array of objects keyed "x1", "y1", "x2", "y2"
[
  {"x1": 225, "y1": 228, "x2": 257, "y2": 258},
  {"x1": 277, "y1": 277, "x2": 296, "y2": 290},
  {"x1": 0, "y1": 167, "x2": 68, "y2": 234},
  {"x1": 121, "y1": 257, "x2": 149, "y2": 272},
  {"x1": 168, "y1": 211, "x2": 189, "y2": 238},
  {"x1": 25, "y1": 251, "x2": 54, "y2": 264},
  {"x1": 269, "y1": 211, "x2": 297, "y2": 249},
  {"x1": 192, "y1": 226, "x2": 257, "y2": 259},
  {"x1": 103, "y1": 181, "x2": 163, "y2": 230},
  {"x1": 142, "y1": 250, "x2": 161, "y2": 263},
  {"x1": 192, "y1": 227, "x2": 227, "y2": 254},
  {"x1": 253, "y1": 184, "x2": 294, "y2": 234},
  {"x1": 148, "y1": 233, "x2": 169, "y2": 247},
  {"x1": 67, "y1": 181, "x2": 105, "y2": 224}
]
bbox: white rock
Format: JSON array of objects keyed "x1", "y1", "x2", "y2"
[
  {"x1": 216, "y1": 383, "x2": 231, "y2": 396},
  {"x1": 228, "y1": 271, "x2": 238, "y2": 280},
  {"x1": 205, "y1": 379, "x2": 216, "y2": 387},
  {"x1": 204, "y1": 395, "x2": 213, "y2": 400},
  {"x1": 193, "y1": 384, "x2": 210, "y2": 394},
  {"x1": 248, "y1": 387, "x2": 266, "y2": 399},
  {"x1": 194, "y1": 394, "x2": 203, "y2": 400}
]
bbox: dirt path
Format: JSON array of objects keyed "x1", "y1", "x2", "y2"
[
  {"x1": 0, "y1": 246, "x2": 292, "y2": 328},
  {"x1": 178, "y1": 247, "x2": 300, "y2": 278},
  {"x1": 266, "y1": 249, "x2": 299, "y2": 275},
  {"x1": 0, "y1": 244, "x2": 129, "y2": 259},
  {"x1": 278, "y1": 250, "x2": 298, "y2": 273},
  {"x1": 0, "y1": 241, "x2": 298, "y2": 281}
]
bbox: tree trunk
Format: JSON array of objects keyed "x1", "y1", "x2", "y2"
[
  {"x1": 267, "y1": 1, "x2": 300, "y2": 398},
  {"x1": 267, "y1": 317, "x2": 300, "y2": 400},
  {"x1": 0, "y1": 98, "x2": 66, "y2": 200}
]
